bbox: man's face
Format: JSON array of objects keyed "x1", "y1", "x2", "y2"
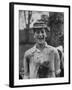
[{"x1": 34, "y1": 28, "x2": 47, "y2": 44}]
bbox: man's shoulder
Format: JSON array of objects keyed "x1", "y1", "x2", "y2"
[
  {"x1": 47, "y1": 44, "x2": 55, "y2": 50},
  {"x1": 46, "y1": 44, "x2": 58, "y2": 53},
  {"x1": 24, "y1": 46, "x2": 35, "y2": 57}
]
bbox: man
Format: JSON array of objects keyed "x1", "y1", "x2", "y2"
[{"x1": 23, "y1": 20, "x2": 61, "y2": 79}]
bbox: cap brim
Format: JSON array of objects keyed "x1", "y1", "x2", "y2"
[{"x1": 32, "y1": 26, "x2": 50, "y2": 32}]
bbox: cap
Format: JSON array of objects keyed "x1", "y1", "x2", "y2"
[{"x1": 33, "y1": 20, "x2": 50, "y2": 31}]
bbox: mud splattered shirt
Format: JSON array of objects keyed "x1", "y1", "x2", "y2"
[{"x1": 23, "y1": 42, "x2": 60, "y2": 79}]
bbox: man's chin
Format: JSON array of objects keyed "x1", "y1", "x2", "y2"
[{"x1": 38, "y1": 41, "x2": 45, "y2": 44}]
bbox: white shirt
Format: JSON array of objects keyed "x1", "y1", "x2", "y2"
[{"x1": 23, "y1": 42, "x2": 60, "y2": 79}]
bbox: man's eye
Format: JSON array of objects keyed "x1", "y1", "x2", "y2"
[
  {"x1": 41, "y1": 31, "x2": 44, "y2": 33},
  {"x1": 36, "y1": 31, "x2": 40, "y2": 34}
]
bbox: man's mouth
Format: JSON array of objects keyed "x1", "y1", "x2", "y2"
[{"x1": 38, "y1": 37, "x2": 44, "y2": 40}]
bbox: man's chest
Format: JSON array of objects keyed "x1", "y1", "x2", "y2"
[
  {"x1": 28, "y1": 49, "x2": 55, "y2": 78},
  {"x1": 29, "y1": 49, "x2": 55, "y2": 65}
]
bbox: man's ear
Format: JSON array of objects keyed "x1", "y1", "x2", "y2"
[
  {"x1": 44, "y1": 32, "x2": 47, "y2": 38},
  {"x1": 34, "y1": 33, "x2": 36, "y2": 39}
]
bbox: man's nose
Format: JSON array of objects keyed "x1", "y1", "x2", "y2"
[{"x1": 39, "y1": 32, "x2": 43, "y2": 36}]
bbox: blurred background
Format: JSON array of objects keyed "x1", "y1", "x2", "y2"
[{"x1": 19, "y1": 10, "x2": 64, "y2": 79}]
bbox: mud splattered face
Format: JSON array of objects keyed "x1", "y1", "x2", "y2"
[{"x1": 34, "y1": 28, "x2": 47, "y2": 44}]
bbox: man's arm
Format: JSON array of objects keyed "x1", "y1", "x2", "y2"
[
  {"x1": 54, "y1": 49, "x2": 61, "y2": 77},
  {"x1": 23, "y1": 52, "x2": 29, "y2": 79}
]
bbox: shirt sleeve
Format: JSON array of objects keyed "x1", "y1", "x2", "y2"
[
  {"x1": 23, "y1": 52, "x2": 29, "y2": 79},
  {"x1": 54, "y1": 49, "x2": 61, "y2": 76},
  {"x1": 61, "y1": 52, "x2": 64, "y2": 69}
]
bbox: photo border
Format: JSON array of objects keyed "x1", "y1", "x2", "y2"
[{"x1": 9, "y1": 2, "x2": 70, "y2": 87}]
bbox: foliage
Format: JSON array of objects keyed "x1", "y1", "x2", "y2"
[{"x1": 40, "y1": 12, "x2": 64, "y2": 47}]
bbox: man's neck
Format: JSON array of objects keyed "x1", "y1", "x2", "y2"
[{"x1": 36, "y1": 42, "x2": 45, "y2": 50}]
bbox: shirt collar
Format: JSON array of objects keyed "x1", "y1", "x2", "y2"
[{"x1": 33, "y1": 42, "x2": 48, "y2": 52}]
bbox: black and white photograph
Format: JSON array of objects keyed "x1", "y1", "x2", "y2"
[
  {"x1": 19, "y1": 10, "x2": 64, "y2": 79},
  {"x1": 9, "y1": 2, "x2": 70, "y2": 87}
]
